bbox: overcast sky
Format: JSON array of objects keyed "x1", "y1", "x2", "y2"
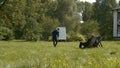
[{"x1": 80, "y1": 0, "x2": 119, "y2": 3}]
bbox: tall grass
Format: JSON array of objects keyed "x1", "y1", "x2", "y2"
[{"x1": 0, "y1": 41, "x2": 120, "y2": 68}]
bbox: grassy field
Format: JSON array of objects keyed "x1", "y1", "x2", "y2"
[{"x1": 0, "y1": 41, "x2": 120, "y2": 68}]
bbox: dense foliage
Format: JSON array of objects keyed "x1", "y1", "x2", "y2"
[
  {"x1": 0, "y1": 26, "x2": 14, "y2": 40},
  {"x1": 77, "y1": 0, "x2": 118, "y2": 40},
  {"x1": 0, "y1": 0, "x2": 118, "y2": 41},
  {"x1": 92, "y1": 0, "x2": 118, "y2": 40}
]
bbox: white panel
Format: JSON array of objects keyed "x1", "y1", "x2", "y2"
[
  {"x1": 113, "y1": 11, "x2": 118, "y2": 37},
  {"x1": 57, "y1": 27, "x2": 66, "y2": 40},
  {"x1": 118, "y1": 26, "x2": 120, "y2": 37}
]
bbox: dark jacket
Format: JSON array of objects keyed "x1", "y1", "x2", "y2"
[{"x1": 52, "y1": 30, "x2": 59, "y2": 37}]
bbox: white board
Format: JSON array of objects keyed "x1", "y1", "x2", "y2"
[{"x1": 57, "y1": 27, "x2": 66, "y2": 40}]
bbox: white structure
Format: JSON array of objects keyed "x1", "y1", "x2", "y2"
[
  {"x1": 57, "y1": 27, "x2": 66, "y2": 40},
  {"x1": 112, "y1": 7, "x2": 120, "y2": 37}
]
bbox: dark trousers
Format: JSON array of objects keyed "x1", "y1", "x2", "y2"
[
  {"x1": 52, "y1": 36, "x2": 58, "y2": 47},
  {"x1": 79, "y1": 42, "x2": 88, "y2": 48}
]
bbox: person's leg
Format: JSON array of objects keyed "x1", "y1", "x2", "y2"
[
  {"x1": 54, "y1": 37, "x2": 57, "y2": 47},
  {"x1": 79, "y1": 42, "x2": 87, "y2": 48},
  {"x1": 53, "y1": 40, "x2": 56, "y2": 47},
  {"x1": 52, "y1": 37, "x2": 56, "y2": 47},
  {"x1": 83, "y1": 43, "x2": 88, "y2": 48},
  {"x1": 99, "y1": 42, "x2": 103, "y2": 47},
  {"x1": 79, "y1": 42, "x2": 82, "y2": 48}
]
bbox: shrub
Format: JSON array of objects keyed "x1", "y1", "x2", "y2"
[
  {"x1": 67, "y1": 31, "x2": 85, "y2": 41},
  {"x1": 80, "y1": 20, "x2": 100, "y2": 37},
  {"x1": 0, "y1": 27, "x2": 14, "y2": 40},
  {"x1": 48, "y1": 36, "x2": 52, "y2": 41},
  {"x1": 24, "y1": 32, "x2": 40, "y2": 41},
  {"x1": 72, "y1": 34, "x2": 85, "y2": 41},
  {"x1": 41, "y1": 15, "x2": 60, "y2": 40},
  {"x1": 23, "y1": 18, "x2": 40, "y2": 41}
]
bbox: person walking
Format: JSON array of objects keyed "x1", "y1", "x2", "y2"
[{"x1": 52, "y1": 28, "x2": 59, "y2": 47}]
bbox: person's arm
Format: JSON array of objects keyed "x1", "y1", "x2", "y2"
[{"x1": 57, "y1": 32, "x2": 59, "y2": 37}]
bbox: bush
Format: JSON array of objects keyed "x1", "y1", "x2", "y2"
[
  {"x1": 67, "y1": 34, "x2": 85, "y2": 41},
  {"x1": 48, "y1": 36, "x2": 52, "y2": 41},
  {"x1": 80, "y1": 20, "x2": 100, "y2": 37},
  {"x1": 23, "y1": 18, "x2": 40, "y2": 41},
  {"x1": 72, "y1": 34, "x2": 85, "y2": 41},
  {"x1": 24, "y1": 32, "x2": 40, "y2": 41},
  {"x1": 0, "y1": 27, "x2": 14, "y2": 41},
  {"x1": 41, "y1": 15, "x2": 60, "y2": 40}
]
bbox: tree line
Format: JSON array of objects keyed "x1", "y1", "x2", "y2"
[{"x1": 0, "y1": 0, "x2": 118, "y2": 41}]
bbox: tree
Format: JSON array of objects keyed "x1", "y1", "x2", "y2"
[
  {"x1": 23, "y1": 18, "x2": 40, "y2": 41},
  {"x1": 41, "y1": 15, "x2": 60, "y2": 40},
  {"x1": 54, "y1": 0, "x2": 81, "y2": 34},
  {"x1": 92, "y1": 0, "x2": 117, "y2": 39},
  {"x1": 0, "y1": 0, "x2": 82, "y2": 41},
  {"x1": 55, "y1": 0, "x2": 78, "y2": 23},
  {"x1": 0, "y1": 0, "x2": 7, "y2": 8},
  {"x1": 76, "y1": 1, "x2": 93, "y2": 22},
  {"x1": 80, "y1": 20, "x2": 99, "y2": 37},
  {"x1": 0, "y1": 0, "x2": 27, "y2": 39},
  {"x1": 82, "y1": 2, "x2": 93, "y2": 22},
  {"x1": 0, "y1": 26, "x2": 14, "y2": 40},
  {"x1": 76, "y1": 1, "x2": 84, "y2": 12}
]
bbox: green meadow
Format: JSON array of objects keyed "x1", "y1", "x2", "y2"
[{"x1": 0, "y1": 41, "x2": 120, "y2": 68}]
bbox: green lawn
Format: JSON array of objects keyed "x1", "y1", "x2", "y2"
[{"x1": 0, "y1": 41, "x2": 120, "y2": 68}]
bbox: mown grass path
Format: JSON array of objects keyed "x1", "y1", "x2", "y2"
[{"x1": 0, "y1": 41, "x2": 120, "y2": 68}]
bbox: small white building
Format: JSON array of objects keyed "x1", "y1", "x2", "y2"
[
  {"x1": 112, "y1": 7, "x2": 120, "y2": 37},
  {"x1": 57, "y1": 27, "x2": 66, "y2": 40}
]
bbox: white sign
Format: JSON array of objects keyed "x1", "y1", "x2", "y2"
[{"x1": 57, "y1": 27, "x2": 66, "y2": 40}]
